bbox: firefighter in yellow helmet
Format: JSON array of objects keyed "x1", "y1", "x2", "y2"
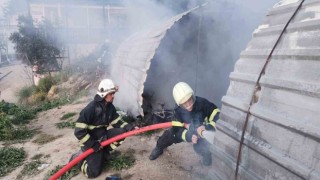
[
  {"x1": 69, "y1": 79, "x2": 136, "y2": 178},
  {"x1": 149, "y1": 82, "x2": 220, "y2": 166}
]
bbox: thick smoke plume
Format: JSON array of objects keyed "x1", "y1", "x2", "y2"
[
  {"x1": 0, "y1": 0, "x2": 279, "y2": 114},
  {"x1": 110, "y1": 0, "x2": 279, "y2": 116}
]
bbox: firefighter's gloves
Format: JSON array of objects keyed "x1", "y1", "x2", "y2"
[
  {"x1": 188, "y1": 123, "x2": 196, "y2": 132},
  {"x1": 92, "y1": 141, "x2": 103, "y2": 152},
  {"x1": 99, "y1": 135, "x2": 108, "y2": 142},
  {"x1": 191, "y1": 126, "x2": 205, "y2": 144},
  {"x1": 192, "y1": 134, "x2": 198, "y2": 144},
  {"x1": 197, "y1": 125, "x2": 206, "y2": 138}
]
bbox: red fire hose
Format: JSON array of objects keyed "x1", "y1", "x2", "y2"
[{"x1": 49, "y1": 122, "x2": 174, "y2": 180}]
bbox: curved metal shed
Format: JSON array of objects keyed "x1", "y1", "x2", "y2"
[
  {"x1": 109, "y1": 7, "x2": 200, "y2": 116},
  {"x1": 110, "y1": 4, "x2": 231, "y2": 117},
  {"x1": 213, "y1": 0, "x2": 320, "y2": 179}
]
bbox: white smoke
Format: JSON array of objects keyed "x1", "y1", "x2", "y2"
[
  {"x1": 0, "y1": 0, "x2": 9, "y2": 17},
  {"x1": 110, "y1": 0, "x2": 280, "y2": 116},
  {"x1": 122, "y1": 0, "x2": 176, "y2": 33}
]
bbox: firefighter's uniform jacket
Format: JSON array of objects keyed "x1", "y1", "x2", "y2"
[
  {"x1": 173, "y1": 96, "x2": 219, "y2": 142},
  {"x1": 156, "y1": 96, "x2": 219, "y2": 157},
  {"x1": 74, "y1": 94, "x2": 129, "y2": 178}
]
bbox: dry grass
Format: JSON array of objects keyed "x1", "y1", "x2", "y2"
[{"x1": 32, "y1": 134, "x2": 63, "y2": 145}]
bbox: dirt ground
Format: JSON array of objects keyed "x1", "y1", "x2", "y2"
[
  {"x1": 8, "y1": 103, "x2": 213, "y2": 180},
  {"x1": 0, "y1": 62, "x2": 33, "y2": 103},
  {"x1": 0, "y1": 62, "x2": 213, "y2": 180}
]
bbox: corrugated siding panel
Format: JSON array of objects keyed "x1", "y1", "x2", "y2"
[{"x1": 215, "y1": 0, "x2": 320, "y2": 179}]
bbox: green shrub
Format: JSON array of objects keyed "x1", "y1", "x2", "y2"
[
  {"x1": 107, "y1": 153, "x2": 135, "y2": 171},
  {"x1": 18, "y1": 86, "x2": 36, "y2": 101},
  {"x1": 6, "y1": 127, "x2": 35, "y2": 141},
  {"x1": 34, "y1": 98, "x2": 69, "y2": 112},
  {"x1": 0, "y1": 113, "x2": 13, "y2": 140},
  {"x1": 52, "y1": 72, "x2": 69, "y2": 84},
  {"x1": 8, "y1": 108, "x2": 35, "y2": 125},
  {"x1": 0, "y1": 101, "x2": 18, "y2": 114},
  {"x1": 36, "y1": 76, "x2": 55, "y2": 93},
  {"x1": 55, "y1": 121, "x2": 75, "y2": 129},
  {"x1": 0, "y1": 126, "x2": 35, "y2": 142},
  {"x1": 60, "y1": 112, "x2": 77, "y2": 120},
  {"x1": 44, "y1": 165, "x2": 79, "y2": 180},
  {"x1": 0, "y1": 147, "x2": 26, "y2": 177},
  {"x1": 0, "y1": 101, "x2": 35, "y2": 141},
  {"x1": 17, "y1": 160, "x2": 43, "y2": 179},
  {"x1": 32, "y1": 92, "x2": 47, "y2": 104},
  {"x1": 0, "y1": 101, "x2": 35, "y2": 125}
]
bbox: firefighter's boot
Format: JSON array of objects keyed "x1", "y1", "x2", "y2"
[
  {"x1": 202, "y1": 154, "x2": 212, "y2": 166},
  {"x1": 69, "y1": 150, "x2": 84, "y2": 169},
  {"x1": 149, "y1": 129, "x2": 175, "y2": 160},
  {"x1": 149, "y1": 146, "x2": 163, "y2": 160}
]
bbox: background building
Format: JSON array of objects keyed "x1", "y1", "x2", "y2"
[
  {"x1": 28, "y1": 0, "x2": 128, "y2": 62},
  {"x1": 0, "y1": 0, "x2": 128, "y2": 64}
]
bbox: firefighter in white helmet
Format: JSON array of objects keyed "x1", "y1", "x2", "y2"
[
  {"x1": 70, "y1": 79, "x2": 136, "y2": 178},
  {"x1": 149, "y1": 82, "x2": 220, "y2": 166}
]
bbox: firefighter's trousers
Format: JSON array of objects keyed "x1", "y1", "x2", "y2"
[
  {"x1": 156, "y1": 128, "x2": 211, "y2": 158},
  {"x1": 80, "y1": 128, "x2": 125, "y2": 178}
]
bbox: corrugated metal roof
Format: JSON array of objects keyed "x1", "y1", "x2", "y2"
[
  {"x1": 214, "y1": 0, "x2": 320, "y2": 179},
  {"x1": 110, "y1": 6, "x2": 200, "y2": 116}
]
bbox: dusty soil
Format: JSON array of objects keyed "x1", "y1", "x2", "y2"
[
  {"x1": 2, "y1": 102, "x2": 212, "y2": 180},
  {"x1": 0, "y1": 62, "x2": 213, "y2": 180},
  {"x1": 0, "y1": 62, "x2": 33, "y2": 103}
]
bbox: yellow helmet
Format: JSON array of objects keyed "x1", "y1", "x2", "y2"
[{"x1": 172, "y1": 82, "x2": 194, "y2": 105}]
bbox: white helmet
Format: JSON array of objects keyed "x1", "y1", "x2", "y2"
[
  {"x1": 97, "y1": 79, "x2": 118, "y2": 98},
  {"x1": 172, "y1": 82, "x2": 194, "y2": 105}
]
